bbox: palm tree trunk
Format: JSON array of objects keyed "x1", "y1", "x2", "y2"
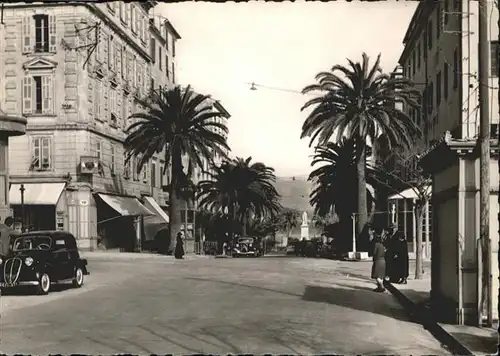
[
  {"x1": 356, "y1": 137, "x2": 368, "y2": 240},
  {"x1": 168, "y1": 154, "x2": 183, "y2": 255}
]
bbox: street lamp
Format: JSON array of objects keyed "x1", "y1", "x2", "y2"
[{"x1": 19, "y1": 183, "x2": 25, "y2": 232}]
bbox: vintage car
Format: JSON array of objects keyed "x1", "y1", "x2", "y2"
[
  {"x1": 232, "y1": 237, "x2": 261, "y2": 257},
  {"x1": 0, "y1": 231, "x2": 89, "y2": 295}
]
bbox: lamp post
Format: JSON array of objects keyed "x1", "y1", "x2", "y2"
[{"x1": 19, "y1": 183, "x2": 25, "y2": 232}]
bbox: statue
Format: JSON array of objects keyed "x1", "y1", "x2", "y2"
[
  {"x1": 301, "y1": 211, "x2": 309, "y2": 240},
  {"x1": 301, "y1": 211, "x2": 308, "y2": 226}
]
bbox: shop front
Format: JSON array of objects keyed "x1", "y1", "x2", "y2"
[
  {"x1": 95, "y1": 193, "x2": 154, "y2": 252},
  {"x1": 142, "y1": 195, "x2": 169, "y2": 251},
  {"x1": 9, "y1": 182, "x2": 67, "y2": 232}
]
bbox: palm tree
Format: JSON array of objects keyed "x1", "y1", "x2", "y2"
[
  {"x1": 196, "y1": 157, "x2": 282, "y2": 240},
  {"x1": 279, "y1": 208, "x2": 300, "y2": 239},
  {"x1": 301, "y1": 53, "x2": 421, "y2": 236},
  {"x1": 124, "y1": 85, "x2": 230, "y2": 254},
  {"x1": 308, "y1": 138, "x2": 376, "y2": 252}
]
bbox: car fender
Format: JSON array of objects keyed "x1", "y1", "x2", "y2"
[{"x1": 77, "y1": 258, "x2": 90, "y2": 275}]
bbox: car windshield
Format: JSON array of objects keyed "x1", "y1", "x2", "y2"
[
  {"x1": 238, "y1": 238, "x2": 254, "y2": 244},
  {"x1": 13, "y1": 236, "x2": 52, "y2": 251}
]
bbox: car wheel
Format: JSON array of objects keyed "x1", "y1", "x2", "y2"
[
  {"x1": 36, "y1": 273, "x2": 51, "y2": 295},
  {"x1": 72, "y1": 267, "x2": 84, "y2": 288}
]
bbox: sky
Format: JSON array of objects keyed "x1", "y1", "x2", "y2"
[{"x1": 156, "y1": 0, "x2": 418, "y2": 177}]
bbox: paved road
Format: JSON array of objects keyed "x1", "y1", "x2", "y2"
[{"x1": 0, "y1": 255, "x2": 448, "y2": 355}]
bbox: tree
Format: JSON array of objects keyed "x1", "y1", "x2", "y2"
[
  {"x1": 196, "y1": 157, "x2": 282, "y2": 240},
  {"x1": 279, "y1": 208, "x2": 300, "y2": 239},
  {"x1": 300, "y1": 53, "x2": 421, "y2": 237},
  {"x1": 124, "y1": 85, "x2": 230, "y2": 254},
  {"x1": 308, "y1": 138, "x2": 377, "y2": 252},
  {"x1": 371, "y1": 149, "x2": 431, "y2": 280}
]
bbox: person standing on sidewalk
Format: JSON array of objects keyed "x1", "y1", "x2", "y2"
[
  {"x1": 391, "y1": 225, "x2": 409, "y2": 284},
  {"x1": 174, "y1": 232, "x2": 185, "y2": 259},
  {"x1": 371, "y1": 227, "x2": 386, "y2": 292}
]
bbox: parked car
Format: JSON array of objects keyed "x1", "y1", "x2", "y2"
[
  {"x1": 232, "y1": 237, "x2": 261, "y2": 257},
  {"x1": 0, "y1": 231, "x2": 89, "y2": 295}
]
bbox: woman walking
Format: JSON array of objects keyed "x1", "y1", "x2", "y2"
[
  {"x1": 371, "y1": 228, "x2": 386, "y2": 292},
  {"x1": 174, "y1": 232, "x2": 185, "y2": 259},
  {"x1": 392, "y1": 231, "x2": 409, "y2": 284}
]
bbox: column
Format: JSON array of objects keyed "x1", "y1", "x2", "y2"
[
  {"x1": 425, "y1": 200, "x2": 430, "y2": 259},
  {"x1": 412, "y1": 201, "x2": 416, "y2": 255}
]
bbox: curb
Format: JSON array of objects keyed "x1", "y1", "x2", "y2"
[{"x1": 384, "y1": 281, "x2": 474, "y2": 356}]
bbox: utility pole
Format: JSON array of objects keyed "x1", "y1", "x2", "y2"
[
  {"x1": 497, "y1": 0, "x2": 500, "y2": 349},
  {"x1": 478, "y1": 0, "x2": 491, "y2": 327}
]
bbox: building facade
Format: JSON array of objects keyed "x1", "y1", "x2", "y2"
[
  {"x1": 395, "y1": 0, "x2": 499, "y2": 325},
  {"x1": 0, "y1": 2, "x2": 182, "y2": 251}
]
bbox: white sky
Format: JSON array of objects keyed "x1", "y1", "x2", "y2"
[{"x1": 156, "y1": 0, "x2": 418, "y2": 177}]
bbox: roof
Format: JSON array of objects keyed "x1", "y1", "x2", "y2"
[
  {"x1": 164, "y1": 19, "x2": 181, "y2": 40},
  {"x1": 213, "y1": 100, "x2": 230, "y2": 119},
  {"x1": 398, "y1": 0, "x2": 437, "y2": 65}
]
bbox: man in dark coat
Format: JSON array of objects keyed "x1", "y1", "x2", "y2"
[
  {"x1": 174, "y1": 232, "x2": 185, "y2": 259},
  {"x1": 389, "y1": 224, "x2": 409, "y2": 284},
  {"x1": 0, "y1": 217, "x2": 18, "y2": 256}
]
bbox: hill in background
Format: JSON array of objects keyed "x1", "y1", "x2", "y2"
[{"x1": 274, "y1": 176, "x2": 314, "y2": 214}]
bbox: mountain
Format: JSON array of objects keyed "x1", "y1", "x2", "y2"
[{"x1": 274, "y1": 176, "x2": 314, "y2": 214}]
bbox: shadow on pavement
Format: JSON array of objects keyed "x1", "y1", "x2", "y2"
[
  {"x1": 449, "y1": 332, "x2": 497, "y2": 355},
  {"x1": 302, "y1": 285, "x2": 413, "y2": 323},
  {"x1": 186, "y1": 277, "x2": 301, "y2": 297},
  {"x1": 1, "y1": 283, "x2": 74, "y2": 296}
]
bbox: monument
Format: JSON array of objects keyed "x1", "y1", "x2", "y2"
[{"x1": 300, "y1": 211, "x2": 309, "y2": 240}]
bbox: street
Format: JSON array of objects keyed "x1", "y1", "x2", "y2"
[{"x1": 0, "y1": 255, "x2": 448, "y2": 355}]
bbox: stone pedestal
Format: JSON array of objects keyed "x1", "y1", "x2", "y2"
[
  {"x1": 300, "y1": 224, "x2": 309, "y2": 240},
  {"x1": 0, "y1": 112, "x2": 26, "y2": 220}
]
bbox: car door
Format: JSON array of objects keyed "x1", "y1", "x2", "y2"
[{"x1": 52, "y1": 236, "x2": 72, "y2": 281}]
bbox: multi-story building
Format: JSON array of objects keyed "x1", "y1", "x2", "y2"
[
  {"x1": 393, "y1": 0, "x2": 499, "y2": 325},
  {"x1": 0, "y1": 2, "x2": 182, "y2": 251}
]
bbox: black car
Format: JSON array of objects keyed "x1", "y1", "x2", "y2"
[
  {"x1": 232, "y1": 237, "x2": 261, "y2": 257},
  {"x1": 0, "y1": 231, "x2": 89, "y2": 295}
]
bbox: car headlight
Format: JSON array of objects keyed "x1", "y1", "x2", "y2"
[
  {"x1": 25, "y1": 257, "x2": 34, "y2": 266},
  {"x1": 0, "y1": 257, "x2": 3, "y2": 265},
  {"x1": 236, "y1": 244, "x2": 239, "y2": 247},
  {"x1": 249, "y1": 244, "x2": 253, "y2": 247}
]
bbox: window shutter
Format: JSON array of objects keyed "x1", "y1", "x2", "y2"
[
  {"x1": 42, "y1": 137, "x2": 51, "y2": 169},
  {"x1": 115, "y1": 44, "x2": 120, "y2": 75},
  {"x1": 88, "y1": 80, "x2": 93, "y2": 118},
  {"x1": 42, "y1": 76, "x2": 53, "y2": 114},
  {"x1": 22, "y1": 16, "x2": 32, "y2": 53},
  {"x1": 103, "y1": 82, "x2": 108, "y2": 120},
  {"x1": 125, "y1": 3, "x2": 130, "y2": 24},
  {"x1": 49, "y1": 15, "x2": 57, "y2": 52},
  {"x1": 22, "y1": 76, "x2": 33, "y2": 114},
  {"x1": 108, "y1": 36, "x2": 113, "y2": 70},
  {"x1": 102, "y1": 33, "x2": 108, "y2": 66},
  {"x1": 131, "y1": 6, "x2": 135, "y2": 32}
]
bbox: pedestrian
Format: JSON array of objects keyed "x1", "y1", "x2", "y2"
[
  {"x1": 370, "y1": 226, "x2": 386, "y2": 292},
  {"x1": 391, "y1": 224, "x2": 409, "y2": 284},
  {"x1": 384, "y1": 226, "x2": 396, "y2": 282},
  {"x1": 174, "y1": 232, "x2": 185, "y2": 259}
]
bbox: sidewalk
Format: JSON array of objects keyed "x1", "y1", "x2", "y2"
[
  {"x1": 384, "y1": 268, "x2": 498, "y2": 355},
  {"x1": 80, "y1": 250, "x2": 213, "y2": 261}
]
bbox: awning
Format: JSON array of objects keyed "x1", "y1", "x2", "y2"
[
  {"x1": 97, "y1": 193, "x2": 154, "y2": 216},
  {"x1": 388, "y1": 185, "x2": 431, "y2": 200},
  {"x1": 9, "y1": 183, "x2": 65, "y2": 205},
  {"x1": 143, "y1": 196, "x2": 169, "y2": 223}
]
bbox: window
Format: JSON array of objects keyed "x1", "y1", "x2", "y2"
[
  {"x1": 151, "y1": 78, "x2": 155, "y2": 92},
  {"x1": 119, "y1": 2, "x2": 125, "y2": 22},
  {"x1": 131, "y1": 5, "x2": 136, "y2": 33},
  {"x1": 444, "y1": 63, "x2": 449, "y2": 100},
  {"x1": 31, "y1": 137, "x2": 51, "y2": 171},
  {"x1": 122, "y1": 46, "x2": 127, "y2": 80},
  {"x1": 110, "y1": 88, "x2": 117, "y2": 125},
  {"x1": 110, "y1": 145, "x2": 116, "y2": 174},
  {"x1": 436, "y1": 71, "x2": 442, "y2": 105},
  {"x1": 427, "y1": 21, "x2": 433, "y2": 50},
  {"x1": 417, "y1": 42, "x2": 421, "y2": 69},
  {"x1": 151, "y1": 161, "x2": 156, "y2": 187},
  {"x1": 172, "y1": 39, "x2": 176, "y2": 57},
  {"x1": 22, "y1": 75, "x2": 53, "y2": 115},
  {"x1": 115, "y1": 44, "x2": 121, "y2": 76},
  {"x1": 125, "y1": 3, "x2": 130, "y2": 24},
  {"x1": 122, "y1": 94, "x2": 128, "y2": 128},
  {"x1": 132, "y1": 156, "x2": 138, "y2": 181},
  {"x1": 454, "y1": 0, "x2": 460, "y2": 10},
  {"x1": 436, "y1": 4, "x2": 441, "y2": 39},
  {"x1": 34, "y1": 15, "x2": 49, "y2": 53},
  {"x1": 172, "y1": 62, "x2": 175, "y2": 84},
  {"x1": 159, "y1": 47, "x2": 162, "y2": 71},
  {"x1": 444, "y1": 0, "x2": 449, "y2": 25},
  {"x1": 123, "y1": 152, "x2": 130, "y2": 179},
  {"x1": 165, "y1": 30, "x2": 169, "y2": 51},
  {"x1": 423, "y1": 33, "x2": 428, "y2": 60},
  {"x1": 160, "y1": 164, "x2": 164, "y2": 186},
  {"x1": 412, "y1": 52, "x2": 416, "y2": 75},
  {"x1": 132, "y1": 55, "x2": 137, "y2": 87},
  {"x1": 427, "y1": 82, "x2": 434, "y2": 114},
  {"x1": 166, "y1": 55, "x2": 169, "y2": 78},
  {"x1": 491, "y1": 41, "x2": 499, "y2": 77},
  {"x1": 150, "y1": 38, "x2": 156, "y2": 62},
  {"x1": 136, "y1": 62, "x2": 142, "y2": 91},
  {"x1": 94, "y1": 80, "x2": 102, "y2": 120},
  {"x1": 108, "y1": 35, "x2": 114, "y2": 71},
  {"x1": 453, "y1": 48, "x2": 459, "y2": 88},
  {"x1": 96, "y1": 140, "x2": 102, "y2": 160},
  {"x1": 142, "y1": 161, "x2": 148, "y2": 182}
]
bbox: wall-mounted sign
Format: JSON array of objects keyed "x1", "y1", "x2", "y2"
[{"x1": 80, "y1": 200, "x2": 89, "y2": 206}]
